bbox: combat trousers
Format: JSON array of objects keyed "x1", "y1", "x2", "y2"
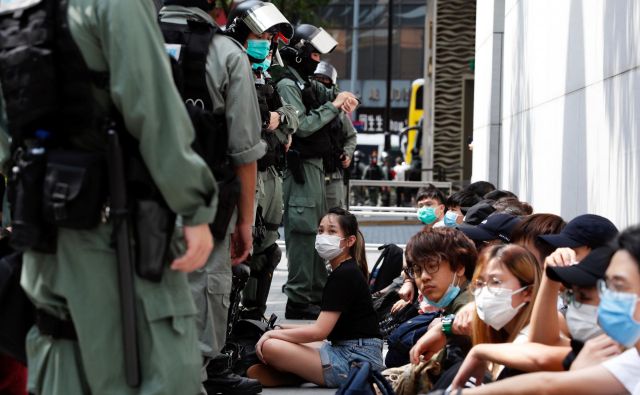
[
  {"x1": 21, "y1": 224, "x2": 201, "y2": 395},
  {"x1": 325, "y1": 171, "x2": 345, "y2": 210},
  {"x1": 185, "y1": 227, "x2": 232, "y2": 360},
  {"x1": 244, "y1": 168, "x2": 283, "y2": 310},
  {"x1": 255, "y1": 167, "x2": 283, "y2": 253},
  {"x1": 283, "y1": 159, "x2": 328, "y2": 304}
]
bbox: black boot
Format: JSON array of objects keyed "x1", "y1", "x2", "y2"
[
  {"x1": 243, "y1": 243, "x2": 282, "y2": 320},
  {"x1": 204, "y1": 354, "x2": 262, "y2": 395}
]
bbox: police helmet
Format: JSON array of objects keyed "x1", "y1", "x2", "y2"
[
  {"x1": 163, "y1": 0, "x2": 214, "y2": 11},
  {"x1": 314, "y1": 61, "x2": 338, "y2": 86},
  {"x1": 226, "y1": 1, "x2": 293, "y2": 43},
  {"x1": 288, "y1": 24, "x2": 337, "y2": 56},
  {"x1": 353, "y1": 150, "x2": 364, "y2": 162}
]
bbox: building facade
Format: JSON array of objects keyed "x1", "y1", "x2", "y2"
[{"x1": 473, "y1": 0, "x2": 640, "y2": 228}]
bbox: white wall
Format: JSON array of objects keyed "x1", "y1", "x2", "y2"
[{"x1": 473, "y1": 0, "x2": 640, "y2": 229}]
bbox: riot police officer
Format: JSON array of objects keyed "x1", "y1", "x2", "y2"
[
  {"x1": 0, "y1": 0, "x2": 216, "y2": 394},
  {"x1": 271, "y1": 24, "x2": 359, "y2": 319},
  {"x1": 159, "y1": 1, "x2": 266, "y2": 393},
  {"x1": 224, "y1": 1, "x2": 299, "y2": 321},
  {"x1": 312, "y1": 61, "x2": 357, "y2": 210}
]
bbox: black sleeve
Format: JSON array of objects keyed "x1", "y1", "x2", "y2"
[{"x1": 321, "y1": 270, "x2": 355, "y2": 312}]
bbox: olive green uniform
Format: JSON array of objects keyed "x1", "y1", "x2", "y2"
[
  {"x1": 159, "y1": 6, "x2": 265, "y2": 363},
  {"x1": 0, "y1": 1, "x2": 218, "y2": 394},
  {"x1": 325, "y1": 112, "x2": 357, "y2": 209},
  {"x1": 276, "y1": 67, "x2": 342, "y2": 305},
  {"x1": 243, "y1": 102, "x2": 297, "y2": 311}
]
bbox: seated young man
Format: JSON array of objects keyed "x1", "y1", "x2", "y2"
[{"x1": 384, "y1": 228, "x2": 477, "y2": 393}]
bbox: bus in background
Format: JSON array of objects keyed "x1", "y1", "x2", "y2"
[{"x1": 404, "y1": 78, "x2": 424, "y2": 164}]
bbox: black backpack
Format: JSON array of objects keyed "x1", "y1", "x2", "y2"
[{"x1": 369, "y1": 244, "x2": 404, "y2": 293}]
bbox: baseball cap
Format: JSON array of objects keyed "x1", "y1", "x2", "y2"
[
  {"x1": 538, "y1": 214, "x2": 618, "y2": 249},
  {"x1": 545, "y1": 246, "x2": 615, "y2": 287},
  {"x1": 463, "y1": 199, "x2": 496, "y2": 225},
  {"x1": 460, "y1": 213, "x2": 522, "y2": 243}
]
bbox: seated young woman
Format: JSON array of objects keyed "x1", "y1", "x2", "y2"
[
  {"x1": 457, "y1": 226, "x2": 640, "y2": 395},
  {"x1": 247, "y1": 208, "x2": 384, "y2": 388},
  {"x1": 450, "y1": 244, "x2": 541, "y2": 388}
]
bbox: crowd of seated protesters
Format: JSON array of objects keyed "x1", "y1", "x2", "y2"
[{"x1": 245, "y1": 181, "x2": 639, "y2": 395}]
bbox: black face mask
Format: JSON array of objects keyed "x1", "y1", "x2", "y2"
[{"x1": 295, "y1": 57, "x2": 319, "y2": 78}]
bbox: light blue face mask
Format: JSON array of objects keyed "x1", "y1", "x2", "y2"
[
  {"x1": 444, "y1": 211, "x2": 459, "y2": 227},
  {"x1": 597, "y1": 281, "x2": 640, "y2": 347},
  {"x1": 252, "y1": 57, "x2": 271, "y2": 72},
  {"x1": 246, "y1": 39, "x2": 271, "y2": 61},
  {"x1": 425, "y1": 273, "x2": 461, "y2": 309},
  {"x1": 417, "y1": 206, "x2": 437, "y2": 225}
]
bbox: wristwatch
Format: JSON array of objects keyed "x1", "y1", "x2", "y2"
[{"x1": 441, "y1": 314, "x2": 455, "y2": 336}]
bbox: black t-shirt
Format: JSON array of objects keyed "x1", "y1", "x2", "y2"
[{"x1": 321, "y1": 259, "x2": 382, "y2": 342}]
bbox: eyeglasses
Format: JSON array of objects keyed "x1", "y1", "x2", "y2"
[
  {"x1": 560, "y1": 289, "x2": 583, "y2": 309},
  {"x1": 470, "y1": 277, "x2": 506, "y2": 296},
  {"x1": 404, "y1": 259, "x2": 440, "y2": 279}
]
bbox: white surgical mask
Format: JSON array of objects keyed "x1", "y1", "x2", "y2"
[
  {"x1": 475, "y1": 286, "x2": 528, "y2": 330},
  {"x1": 565, "y1": 303, "x2": 603, "y2": 342},
  {"x1": 315, "y1": 234, "x2": 344, "y2": 261}
]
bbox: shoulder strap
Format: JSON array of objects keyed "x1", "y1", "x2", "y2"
[{"x1": 160, "y1": 19, "x2": 216, "y2": 110}]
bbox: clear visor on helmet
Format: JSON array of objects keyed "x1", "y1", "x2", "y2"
[
  {"x1": 243, "y1": 3, "x2": 293, "y2": 41},
  {"x1": 308, "y1": 28, "x2": 338, "y2": 54}
]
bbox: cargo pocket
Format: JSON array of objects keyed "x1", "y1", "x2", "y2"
[
  {"x1": 140, "y1": 274, "x2": 197, "y2": 336},
  {"x1": 287, "y1": 196, "x2": 317, "y2": 234},
  {"x1": 208, "y1": 272, "x2": 232, "y2": 309}
]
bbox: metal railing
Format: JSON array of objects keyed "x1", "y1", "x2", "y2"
[{"x1": 347, "y1": 180, "x2": 452, "y2": 218}]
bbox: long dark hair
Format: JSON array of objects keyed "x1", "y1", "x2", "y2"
[{"x1": 325, "y1": 207, "x2": 368, "y2": 279}]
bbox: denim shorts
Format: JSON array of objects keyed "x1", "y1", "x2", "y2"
[{"x1": 319, "y1": 338, "x2": 385, "y2": 388}]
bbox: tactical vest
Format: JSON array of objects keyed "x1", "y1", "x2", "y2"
[
  {"x1": 0, "y1": 0, "x2": 108, "y2": 147},
  {"x1": 255, "y1": 80, "x2": 285, "y2": 172},
  {"x1": 159, "y1": 18, "x2": 229, "y2": 172},
  {"x1": 271, "y1": 67, "x2": 342, "y2": 165},
  {"x1": 159, "y1": 17, "x2": 239, "y2": 241}
]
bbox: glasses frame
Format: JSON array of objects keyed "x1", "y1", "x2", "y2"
[{"x1": 405, "y1": 259, "x2": 441, "y2": 279}]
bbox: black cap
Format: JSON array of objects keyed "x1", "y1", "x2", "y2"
[
  {"x1": 546, "y1": 246, "x2": 615, "y2": 287},
  {"x1": 538, "y1": 214, "x2": 618, "y2": 249},
  {"x1": 463, "y1": 199, "x2": 496, "y2": 225},
  {"x1": 459, "y1": 213, "x2": 522, "y2": 243}
]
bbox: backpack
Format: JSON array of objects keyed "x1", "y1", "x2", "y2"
[
  {"x1": 384, "y1": 312, "x2": 439, "y2": 368},
  {"x1": 223, "y1": 314, "x2": 277, "y2": 376},
  {"x1": 335, "y1": 360, "x2": 395, "y2": 395},
  {"x1": 369, "y1": 244, "x2": 404, "y2": 293}
]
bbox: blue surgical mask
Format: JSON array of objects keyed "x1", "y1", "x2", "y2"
[
  {"x1": 597, "y1": 281, "x2": 640, "y2": 348},
  {"x1": 246, "y1": 39, "x2": 271, "y2": 61},
  {"x1": 417, "y1": 206, "x2": 437, "y2": 225},
  {"x1": 444, "y1": 211, "x2": 459, "y2": 227},
  {"x1": 425, "y1": 274, "x2": 461, "y2": 308},
  {"x1": 252, "y1": 57, "x2": 271, "y2": 72}
]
